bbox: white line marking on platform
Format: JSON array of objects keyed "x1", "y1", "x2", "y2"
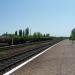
[{"x1": 3, "y1": 41, "x2": 62, "y2": 75}]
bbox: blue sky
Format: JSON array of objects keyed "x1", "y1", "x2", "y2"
[{"x1": 0, "y1": 0, "x2": 75, "y2": 36}]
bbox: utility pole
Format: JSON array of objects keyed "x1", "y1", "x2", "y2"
[
  {"x1": 30, "y1": 28, "x2": 31, "y2": 36},
  {"x1": 12, "y1": 37, "x2": 14, "y2": 45}
]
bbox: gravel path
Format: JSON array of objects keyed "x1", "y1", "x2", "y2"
[{"x1": 11, "y1": 39, "x2": 75, "y2": 75}]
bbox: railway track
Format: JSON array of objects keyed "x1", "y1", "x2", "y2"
[
  {"x1": 0, "y1": 40, "x2": 62, "y2": 75},
  {"x1": 0, "y1": 40, "x2": 51, "y2": 60}
]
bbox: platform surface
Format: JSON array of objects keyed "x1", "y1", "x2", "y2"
[{"x1": 11, "y1": 39, "x2": 75, "y2": 75}]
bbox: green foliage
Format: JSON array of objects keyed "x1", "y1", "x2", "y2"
[
  {"x1": 23, "y1": 30, "x2": 25, "y2": 37},
  {"x1": 15, "y1": 31, "x2": 17, "y2": 36},
  {"x1": 1, "y1": 27, "x2": 65, "y2": 45},
  {"x1": 25, "y1": 27, "x2": 29, "y2": 36},
  {"x1": 19, "y1": 29, "x2": 22, "y2": 36},
  {"x1": 33, "y1": 32, "x2": 43, "y2": 38},
  {"x1": 45, "y1": 34, "x2": 50, "y2": 37},
  {"x1": 70, "y1": 28, "x2": 75, "y2": 40}
]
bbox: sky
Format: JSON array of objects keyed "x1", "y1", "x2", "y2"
[{"x1": 0, "y1": 0, "x2": 75, "y2": 36}]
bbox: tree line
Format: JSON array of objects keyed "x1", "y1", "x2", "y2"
[
  {"x1": 0, "y1": 27, "x2": 52, "y2": 45},
  {"x1": 15, "y1": 27, "x2": 29, "y2": 37}
]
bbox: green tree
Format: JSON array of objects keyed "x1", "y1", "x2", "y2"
[
  {"x1": 25, "y1": 27, "x2": 29, "y2": 36},
  {"x1": 2, "y1": 32, "x2": 8, "y2": 36},
  {"x1": 23, "y1": 30, "x2": 25, "y2": 37},
  {"x1": 19, "y1": 29, "x2": 22, "y2": 36},
  {"x1": 15, "y1": 31, "x2": 18, "y2": 36},
  {"x1": 33, "y1": 32, "x2": 43, "y2": 38},
  {"x1": 45, "y1": 34, "x2": 50, "y2": 37},
  {"x1": 70, "y1": 28, "x2": 75, "y2": 40}
]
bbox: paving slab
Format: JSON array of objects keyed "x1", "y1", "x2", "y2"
[{"x1": 11, "y1": 39, "x2": 75, "y2": 75}]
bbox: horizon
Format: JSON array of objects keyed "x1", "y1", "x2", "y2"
[
  {"x1": 0, "y1": 0, "x2": 75, "y2": 36},
  {"x1": 0, "y1": 28, "x2": 68, "y2": 37}
]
